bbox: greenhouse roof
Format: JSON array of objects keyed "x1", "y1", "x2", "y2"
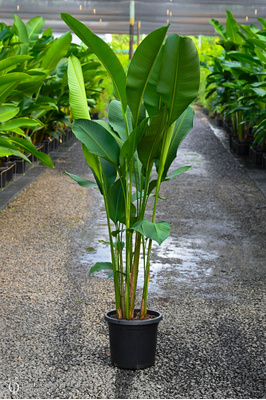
[{"x1": 1, "y1": 0, "x2": 266, "y2": 36}]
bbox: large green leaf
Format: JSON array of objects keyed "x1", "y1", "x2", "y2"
[
  {"x1": 42, "y1": 32, "x2": 72, "y2": 71},
  {"x1": 132, "y1": 219, "x2": 170, "y2": 245},
  {"x1": 0, "y1": 55, "x2": 33, "y2": 73},
  {"x1": 126, "y1": 25, "x2": 168, "y2": 125},
  {"x1": 226, "y1": 10, "x2": 242, "y2": 44},
  {"x1": 0, "y1": 82, "x2": 18, "y2": 104},
  {"x1": 0, "y1": 104, "x2": 19, "y2": 122},
  {"x1": 8, "y1": 137, "x2": 54, "y2": 168},
  {"x1": 120, "y1": 117, "x2": 148, "y2": 169},
  {"x1": 162, "y1": 106, "x2": 194, "y2": 179},
  {"x1": 0, "y1": 117, "x2": 41, "y2": 131},
  {"x1": 61, "y1": 13, "x2": 127, "y2": 112},
  {"x1": 143, "y1": 46, "x2": 164, "y2": 118},
  {"x1": 63, "y1": 172, "x2": 96, "y2": 187},
  {"x1": 0, "y1": 73, "x2": 31, "y2": 86},
  {"x1": 73, "y1": 119, "x2": 120, "y2": 165},
  {"x1": 137, "y1": 107, "x2": 167, "y2": 173},
  {"x1": 89, "y1": 262, "x2": 113, "y2": 275},
  {"x1": 107, "y1": 179, "x2": 126, "y2": 224},
  {"x1": 26, "y1": 16, "x2": 45, "y2": 45},
  {"x1": 108, "y1": 100, "x2": 132, "y2": 141},
  {"x1": 209, "y1": 19, "x2": 228, "y2": 41},
  {"x1": 0, "y1": 139, "x2": 31, "y2": 161},
  {"x1": 68, "y1": 54, "x2": 90, "y2": 120},
  {"x1": 13, "y1": 14, "x2": 28, "y2": 43},
  {"x1": 157, "y1": 34, "x2": 199, "y2": 125}
]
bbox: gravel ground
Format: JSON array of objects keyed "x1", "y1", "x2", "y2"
[{"x1": 0, "y1": 110, "x2": 265, "y2": 399}]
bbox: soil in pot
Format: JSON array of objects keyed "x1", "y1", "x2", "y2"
[{"x1": 105, "y1": 309, "x2": 162, "y2": 370}]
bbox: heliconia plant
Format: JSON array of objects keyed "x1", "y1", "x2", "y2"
[{"x1": 61, "y1": 13, "x2": 200, "y2": 319}]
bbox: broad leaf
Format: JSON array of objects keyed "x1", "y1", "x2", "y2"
[
  {"x1": 26, "y1": 16, "x2": 45, "y2": 45},
  {"x1": 73, "y1": 119, "x2": 120, "y2": 165},
  {"x1": 63, "y1": 172, "x2": 96, "y2": 187},
  {"x1": 120, "y1": 117, "x2": 149, "y2": 169},
  {"x1": 132, "y1": 219, "x2": 170, "y2": 245},
  {"x1": 0, "y1": 117, "x2": 42, "y2": 130},
  {"x1": 157, "y1": 34, "x2": 199, "y2": 125},
  {"x1": 209, "y1": 19, "x2": 228, "y2": 41},
  {"x1": 107, "y1": 179, "x2": 126, "y2": 224},
  {"x1": 0, "y1": 105, "x2": 19, "y2": 122},
  {"x1": 0, "y1": 139, "x2": 31, "y2": 161},
  {"x1": 137, "y1": 107, "x2": 167, "y2": 173},
  {"x1": 68, "y1": 54, "x2": 90, "y2": 119},
  {"x1": 162, "y1": 106, "x2": 194, "y2": 179},
  {"x1": 89, "y1": 262, "x2": 113, "y2": 275},
  {"x1": 0, "y1": 55, "x2": 33, "y2": 73},
  {"x1": 108, "y1": 100, "x2": 132, "y2": 141},
  {"x1": 61, "y1": 13, "x2": 127, "y2": 112},
  {"x1": 0, "y1": 82, "x2": 18, "y2": 104},
  {"x1": 42, "y1": 32, "x2": 72, "y2": 71},
  {"x1": 8, "y1": 137, "x2": 54, "y2": 168},
  {"x1": 226, "y1": 10, "x2": 242, "y2": 44},
  {"x1": 126, "y1": 25, "x2": 168, "y2": 125}
]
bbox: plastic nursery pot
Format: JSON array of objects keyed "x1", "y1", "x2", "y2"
[{"x1": 105, "y1": 309, "x2": 162, "y2": 370}]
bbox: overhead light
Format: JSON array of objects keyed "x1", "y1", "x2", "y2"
[
  {"x1": 93, "y1": 9, "x2": 96, "y2": 14},
  {"x1": 17, "y1": 5, "x2": 20, "y2": 10},
  {"x1": 246, "y1": 16, "x2": 248, "y2": 22},
  {"x1": 167, "y1": 19, "x2": 169, "y2": 24},
  {"x1": 170, "y1": 11, "x2": 172, "y2": 17},
  {"x1": 99, "y1": 18, "x2": 102, "y2": 23},
  {"x1": 79, "y1": 5, "x2": 82, "y2": 10},
  {"x1": 255, "y1": 9, "x2": 257, "y2": 15}
]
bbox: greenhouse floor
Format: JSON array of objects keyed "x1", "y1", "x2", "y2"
[{"x1": 0, "y1": 110, "x2": 265, "y2": 399}]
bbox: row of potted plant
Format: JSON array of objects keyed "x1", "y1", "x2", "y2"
[
  {"x1": 0, "y1": 14, "x2": 106, "y2": 186},
  {"x1": 202, "y1": 10, "x2": 266, "y2": 169}
]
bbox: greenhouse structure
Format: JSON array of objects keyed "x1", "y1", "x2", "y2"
[{"x1": 0, "y1": 1, "x2": 265, "y2": 399}]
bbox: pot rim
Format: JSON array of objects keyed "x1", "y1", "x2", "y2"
[{"x1": 104, "y1": 309, "x2": 162, "y2": 325}]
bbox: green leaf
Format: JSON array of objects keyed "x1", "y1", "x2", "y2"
[
  {"x1": 226, "y1": 10, "x2": 242, "y2": 44},
  {"x1": 157, "y1": 34, "x2": 199, "y2": 125},
  {"x1": 0, "y1": 82, "x2": 18, "y2": 104},
  {"x1": 0, "y1": 139, "x2": 31, "y2": 161},
  {"x1": 132, "y1": 219, "x2": 170, "y2": 245},
  {"x1": 108, "y1": 100, "x2": 132, "y2": 141},
  {"x1": 165, "y1": 166, "x2": 192, "y2": 180},
  {"x1": 137, "y1": 107, "x2": 167, "y2": 173},
  {"x1": 8, "y1": 137, "x2": 54, "y2": 168},
  {"x1": 0, "y1": 72, "x2": 31, "y2": 86},
  {"x1": 73, "y1": 119, "x2": 120, "y2": 165},
  {"x1": 26, "y1": 16, "x2": 45, "y2": 45},
  {"x1": 0, "y1": 104, "x2": 19, "y2": 122},
  {"x1": 100, "y1": 158, "x2": 117, "y2": 191},
  {"x1": 89, "y1": 262, "x2": 113, "y2": 275},
  {"x1": 126, "y1": 25, "x2": 168, "y2": 125},
  {"x1": 68, "y1": 54, "x2": 90, "y2": 120},
  {"x1": 42, "y1": 32, "x2": 72, "y2": 71},
  {"x1": 120, "y1": 117, "x2": 148, "y2": 169},
  {"x1": 162, "y1": 106, "x2": 194, "y2": 179},
  {"x1": 107, "y1": 179, "x2": 126, "y2": 224},
  {"x1": 63, "y1": 172, "x2": 96, "y2": 187},
  {"x1": 0, "y1": 117, "x2": 41, "y2": 131},
  {"x1": 13, "y1": 14, "x2": 29, "y2": 43},
  {"x1": 0, "y1": 55, "x2": 33, "y2": 73},
  {"x1": 209, "y1": 19, "x2": 228, "y2": 41},
  {"x1": 61, "y1": 13, "x2": 127, "y2": 112}
]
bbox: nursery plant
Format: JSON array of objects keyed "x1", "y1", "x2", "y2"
[{"x1": 62, "y1": 13, "x2": 200, "y2": 319}]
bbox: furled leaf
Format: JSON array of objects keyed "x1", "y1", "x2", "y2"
[
  {"x1": 120, "y1": 117, "x2": 148, "y2": 169},
  {"x1": 209, "y1": 19, "x2": 228, "y2": 41},
  {"x1": 68, "y1": 54, "x2": 90, "y2": 120},
  {"x1": 61, "y1": 13, "x2": 127, "y2": 112},
  {"x1": 132, "y1": 219, "x2": 170, "y2": 245},
  {"x1": 108, "y1": 100, "x2": 132, "y2": 141},
  {"x1": 226, "y1": 10, "x2": 242, "y2": 44},
  {"x1": 107, "y1": 179, "x2": 126, "y2": 224}
]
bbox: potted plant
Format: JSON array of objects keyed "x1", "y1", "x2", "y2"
[{"x1": 61, "y1": 13, "x2": 200, "y2": 369}]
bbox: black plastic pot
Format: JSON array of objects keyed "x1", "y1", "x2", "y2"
[{"x1": 105, "y1": 309, "x2": 162, "y2": 370}]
